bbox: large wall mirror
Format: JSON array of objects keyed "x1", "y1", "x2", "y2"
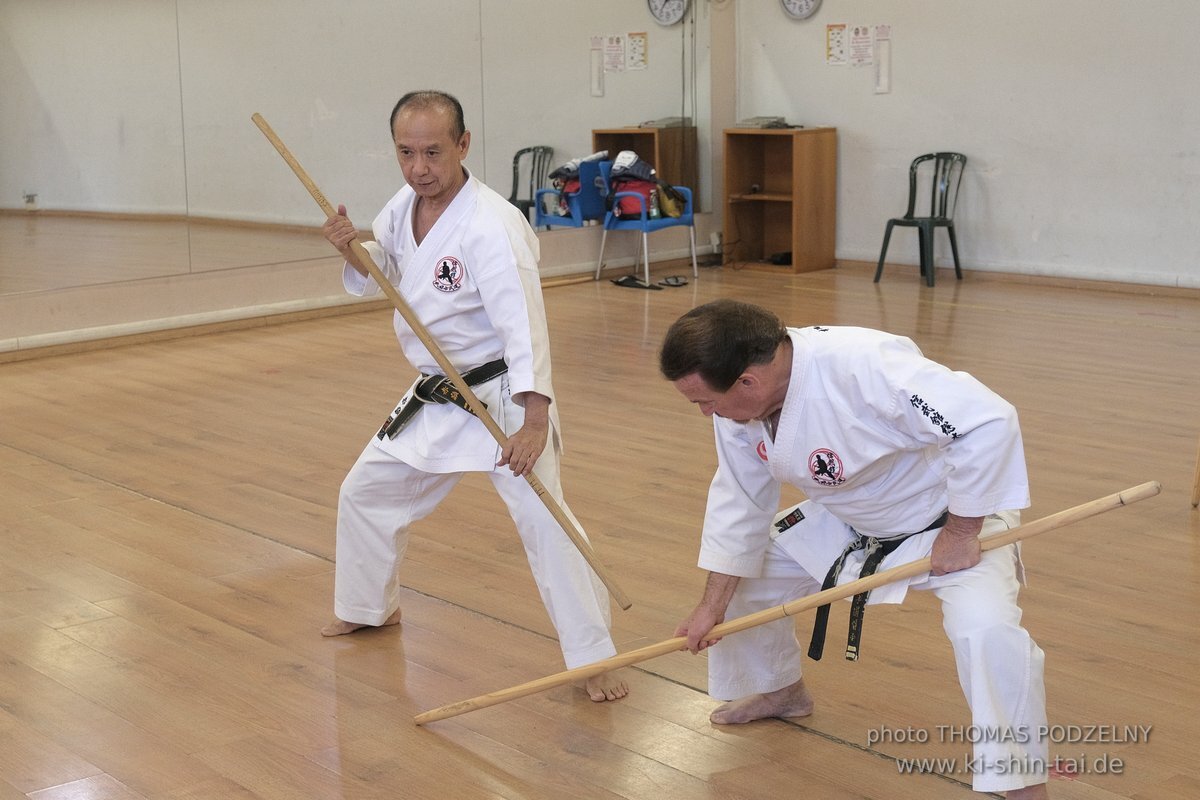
[{"x1": 1, "y1": 1, "x2": 711, "y2": 324}]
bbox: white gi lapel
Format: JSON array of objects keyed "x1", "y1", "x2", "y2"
[
  {"x1": 768, "y1": 328, "x2": 807, "y2": 481},
  {"x1": 398, "y1": 178, "x2": 478, "y2": 298}
]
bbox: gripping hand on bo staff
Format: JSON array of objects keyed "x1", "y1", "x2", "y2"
[
  {"x1": 322, "y1": 204, "x2": 361, "y2": 266},
  {"x1": 930, "y1": 513, "x2": 984, "y2": 575},
  {"x1": 675, "y1": 572, "x2": 741, "y2": 654},
  {"x1": 497, "y1": 392, "x2": 550, "y2": 477}
]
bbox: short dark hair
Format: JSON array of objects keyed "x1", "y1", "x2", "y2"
[
  {"x1": 659, "y1": 299, "x2": 788, "y2": 390},
  {"x1": 389, "y1": 90, "x2": 466, "y2": 140}
]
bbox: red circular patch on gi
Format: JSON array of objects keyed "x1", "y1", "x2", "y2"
[
  {"x1": 808, "y1": 448, "x2": 845, "y2": 486},
  {"x1": 432, "y1": 256, "x2": 465, "y2": 293},
  {"x1": 757, "y1": 440, "x2": 769, "y2": 461}
]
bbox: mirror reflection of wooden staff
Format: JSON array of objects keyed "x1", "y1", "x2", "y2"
[
  {"x1": 414, "y1": 481, "x2": 1161, "y2": 725},
  {"x1": 251, "y1": 112, "x2": 632, "y2": 611}
]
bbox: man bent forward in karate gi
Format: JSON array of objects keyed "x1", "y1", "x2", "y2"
[{"x1": 660, "y1": 299, "x2": 1048, "y2": 798}]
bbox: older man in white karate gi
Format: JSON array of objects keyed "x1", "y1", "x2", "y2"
[
  {"x1": 660, "y1": 299, "x2": 1048, "y2": 798},
  {"x1": 320, "y1": 90, "x2": 626, "y2": 702}
]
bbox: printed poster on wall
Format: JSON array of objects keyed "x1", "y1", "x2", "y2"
[
  {"x1": 849, "y1": 25, "x2": 873, "y2": 66},
  {"x1": 626, "y1": 31, "x2": 648, "y2": 70},
  {"x1": 826, "y1": 23, "x2": 847, "y2": 65},
  {"x1": 604, "y1": 35, "x2": 625, "y2": 72}
]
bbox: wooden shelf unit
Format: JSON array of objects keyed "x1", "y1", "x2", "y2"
[
  {"x1": 592, "y1": 126, "x2": 700, "y2": 207},
  {"x1": 723, "y1": 127, "x2": 837, "y2": 272}
]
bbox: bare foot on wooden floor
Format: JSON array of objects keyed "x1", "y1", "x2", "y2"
[
  {"x1": 582, "y1": 669, "x2": 630, "y2": 702},
  {"x1": 320, "y1": 608, "x2": 402, "y2": 637},
  {"x1": 709, "y1": 677, "x2": 814, "y2": 724}
]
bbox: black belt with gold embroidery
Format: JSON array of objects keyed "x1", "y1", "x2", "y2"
[
  {"x1": 376, "y1": 358, "x2": 507, "y2": 440},
  {"x1": 807, "y1": 510, "x2": 949, "y2": 662}
]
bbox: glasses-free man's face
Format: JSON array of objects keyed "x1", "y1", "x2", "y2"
[
  {"x1": 392, "y1": 107, "x2": 469, "y2": 205},
  {"x1": 672, "y1": 372, "x2": 774, "y2": 424}
]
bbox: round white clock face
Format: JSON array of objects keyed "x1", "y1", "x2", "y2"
[
  {"x1": 782, "y1": 0, "x2": 822, "y2": 19},
  {"x1": 648, "y1": 0, "x2": 690, "y2": 26}
]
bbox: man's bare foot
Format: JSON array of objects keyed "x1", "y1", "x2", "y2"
[
  {"x1": 320, "y1": 608, "x2": 402, "y2": 637},
  {"x1": 1006, "y1": 785, "x2": 1048, "y2": 799},
  {"x1": 710, "y1": 677, "x2": 814, "y2": 724},
  {"x1": 583, "y1": 669, "x2": 630, "y2": 702}
]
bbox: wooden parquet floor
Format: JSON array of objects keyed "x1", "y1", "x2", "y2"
[{"x1": 1, "y1": 262, "x2": 1198, "y2": 799}]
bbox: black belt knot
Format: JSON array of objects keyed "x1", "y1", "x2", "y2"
[
  {"x1": 376, "y1": 358, "x2": 508, "y2": 440},
  {"x1": 807, "y1": 510, "x2": 949, "y2": 662}
]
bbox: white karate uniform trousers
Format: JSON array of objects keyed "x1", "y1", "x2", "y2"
[
  {"x1": 333, "y1": 437, "x2": 616, "y2": 670},
  {"x1": 709, "y1": 510, "x2": 1047, "y2": 794}
]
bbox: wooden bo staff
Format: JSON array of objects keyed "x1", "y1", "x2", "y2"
[
  {"x1": 251, "y1": 113, "x2": 632, "y2": 610},
  {"x1": 414, "y1": 481, "x2": 1161, "y2": 725}
]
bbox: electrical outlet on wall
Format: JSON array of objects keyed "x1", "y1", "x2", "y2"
[{"x1": 23, "y1": 192, "x2": 38, "y2": 211}]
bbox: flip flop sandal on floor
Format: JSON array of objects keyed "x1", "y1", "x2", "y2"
[
  {"x1": 612, "y1": 275, "x2": 662, "y2": 290},
  {"x1": 658, "y1": 276, "x2": 688, "y2": 287}
]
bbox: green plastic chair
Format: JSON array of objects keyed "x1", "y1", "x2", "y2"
[
  {"x1": 874, "y1": 152, "x2": 966, "y2": 287},
  {"x1": 507, "y1": 146, "x2": 554, "y2": 220}
]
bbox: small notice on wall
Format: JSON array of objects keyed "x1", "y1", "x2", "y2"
[
  {"x1": 589, "y1": 37, "x2": 605, "y2": 96},
  {"x1": 874, "y1": 25, "x2": 892, "y2": 93},
  {"x1": 825, "y1": 23, "x2": 847, "y2": 65},
  {"x1": 848, "y1": 25, "x2": 873, "y2": 66},
  {"x1": 627, "y1": 31, "x2": 648, "y2": 70},
  {"x1": 604, "y1": 35, "x2": 626, "y2": 72}
]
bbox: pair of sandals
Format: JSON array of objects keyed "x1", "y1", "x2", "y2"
[{"x1": 611, "y1": 274, "x2": 688, "y2": 290}]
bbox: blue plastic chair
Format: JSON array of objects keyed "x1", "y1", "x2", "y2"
[
  {"x1": 594, "y1": 184, "x2": 697, "y2": 286},
  {"x1": 534, "y1": 160, "x2": 611, "y2": 230}
]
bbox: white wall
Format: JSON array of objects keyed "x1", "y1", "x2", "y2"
[
  {"x1": 1, "y1": 0, "x2": 710, "y2": 225},
  {"x1": 0, "y1": 0, "x2": 187, "y2": 214},
  {"x1": 480, "y1": 3, "x2": 714, "y2": 211},
  {"x1": 8, "y1": 0, "x2": 1194, "y2": 351},
  {"x1": 0, "y1": 0, "x2": 717, "y2": 348},
  {"x1": 737, "y1": 0, "x2": 1200, "y2": 288},
  {"x1": 176, "y1": 0, "x2": 486, "y2": 225}
]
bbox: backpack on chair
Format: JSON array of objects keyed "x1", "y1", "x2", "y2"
[
  {"x1": 608, "y1": 150, "x2": 663, "y2": 218},
  {"x1": 656, "y1": 181, "x2": 685, "y2": 218}
]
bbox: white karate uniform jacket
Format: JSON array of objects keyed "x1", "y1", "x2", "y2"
[
  {"x1": 333, "y1": 172, "x2": 615, "y2": 669},
  {"x1": 344, "y1": 171, "x2": 561, "y2": 472},
  {"x1": 699, "y1": 325, "x2": 1031, "y2": 602},
  {"x1": 697, "y1": 327, "x2": 1047, "y2": 793}
]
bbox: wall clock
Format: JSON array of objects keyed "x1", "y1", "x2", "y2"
[
  {"x1": 781, "y1": 0, "x2": 822, "y2": 20},
  {"x1": 647, "y1": 0, "x2": 690, "y2": 26}
]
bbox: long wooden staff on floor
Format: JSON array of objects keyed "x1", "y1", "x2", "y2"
[
  {"x1": 251, "y1": 113, "x2": 632, "y2": 610},
  {"x1": 414, "y1": 481, "x2": 1161, "y2": 725}
]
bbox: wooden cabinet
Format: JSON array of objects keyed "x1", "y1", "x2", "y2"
[
  {"x1": 592, "y1": 126, "x2": 699, "y2": 206},
  {"x1": 723, "y1": 127, "x2": 837, "y2": 272}
]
